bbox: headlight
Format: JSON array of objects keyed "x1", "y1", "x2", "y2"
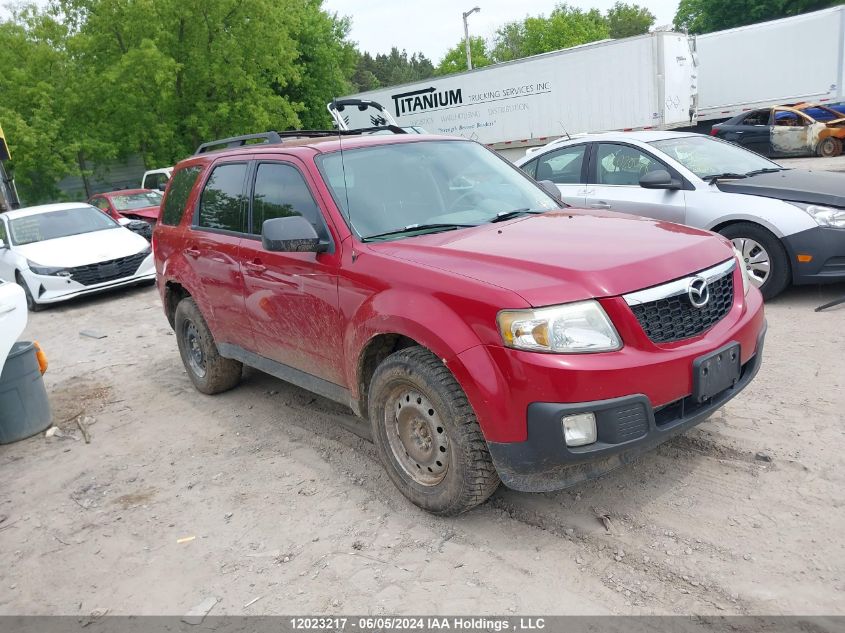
[
  {"x1": 497, "y1": 300, "x2": 622, "y2": 353},
  {"x1": 790, "y1": 202, "x2": 845, "y2": 228},
  {"x1": 732, "y1": 247, "x2": 751, "y2": 296},
  {"x1": 27, "y1": 261, "x2": 70, "y2": 276}
]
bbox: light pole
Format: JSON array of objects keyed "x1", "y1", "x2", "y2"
[{"x1": 462, "y1": 6, "x2": 481, "y2": 70}]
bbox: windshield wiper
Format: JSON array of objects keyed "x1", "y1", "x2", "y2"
[
  {"x1": 363, "y1": 223, "x2": 477, "y2": 241},
  {"x1": 744, "y1": 167, "x2": 787, "y2": 176},
  {"x1": 489, "y1": 208, "x2": 546, "y2": 223},
  {"x1": 704, "y1": 172, "x2": 748, "y2": 185}
]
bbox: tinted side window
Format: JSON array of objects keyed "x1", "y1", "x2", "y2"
[
  {"x1": 521, "y1": 158, "x2": 538, "y2": 179},
  {"x1": 0, "y1": 219, "x2": 7, "y2": 244},
  {"x1": 596, "y1": 144, "x2": 667, "y2": 186},
  {"x1": 535, "y1": 145, "x2": 586, "y2": 184},
  {"x1": 161, "y1": 166, "x2": 201, "y2": 226},
  {"x1": 197, "y1": 163, "x2": 248, "y2": 232},
  {"x1": 251, "y1": 163, "x2": 325, "y2": 237}
]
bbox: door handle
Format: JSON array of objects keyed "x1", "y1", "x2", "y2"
[
  {"x1": 185, "y1": 247, "x2": 201, "y2": 258},
  {"x1": 0, "y1": 305, "x2": 14, "y2": 315},
  {"x1": 735, "y1": 131, "x2": 744, "y2": 135},
  {"x1": 590, "y1": 202, "x2": 612, "y2": 209},
  {"x1": 244, "y1": 261, "x2": 267, "y2": 274}
]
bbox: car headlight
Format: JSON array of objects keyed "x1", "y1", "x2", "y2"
[
  {"x1": 27, "y1": 261, "x2": 70, "y2": 277},
  {"x1": 497, "y1": 300, "x2": 622, "y2": 353},
  {"x1": 790, "y1": 202, "x2": 845, "y2": 228},
  {"x1": 732, "y1": 247, "x2": 751, "y2": 296}
]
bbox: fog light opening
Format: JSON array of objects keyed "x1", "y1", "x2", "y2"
[{"x1": 562, "y1": 412, "x2": 597, "y2": 447}]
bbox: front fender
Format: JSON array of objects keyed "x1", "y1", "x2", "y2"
[{"x1": 344, "y1": 288, "x2": 516, "y2": 435}]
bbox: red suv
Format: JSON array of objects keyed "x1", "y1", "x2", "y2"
[{"x1": 154, "y1": 131, "x2": 766, "y2": 515}]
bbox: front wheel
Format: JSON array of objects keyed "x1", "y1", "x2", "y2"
[
  {"x1": 15, "y1": 272, "x2": 42, "y2": 312},
  {"x1": 174, "y1": 297, "x2": 242, "y2": 394},
  {"x1": 368, "y1": 346, "x2": 500, "y2": 515},
  {"x1": 718, "y1": 222, "x2": 790, "y2": 300}
]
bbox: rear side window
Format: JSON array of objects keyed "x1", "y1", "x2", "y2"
[
  {"x1": 161, "y1": 166, "x2": 201, "y2": 226},
  {"x1": 535, "y1": 145, "x2": 586, "y2": 184},
  {"x1": 251, "y1": 163, "x2": 325, "y2": 238},
  {"x1": 198, "y1": 163, "x2": 248, "y2": 232}
]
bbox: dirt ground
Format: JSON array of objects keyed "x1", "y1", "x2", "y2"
[{"x1": 0, "y1": 277, "x2": 842, "y2": 618}]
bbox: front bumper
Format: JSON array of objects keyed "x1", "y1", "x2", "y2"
[
  {"x1": 486, "y1": 322, "x2": 766, "y2": 492},
  {"x1": 23, "y1": 254, "x2": 155, "y2": 305},
  {"x1": 783, "y1": 226, "x2": 845, "y2": 284}
]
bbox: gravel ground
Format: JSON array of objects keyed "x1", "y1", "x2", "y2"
[{"x1": 1, "y1": 279, "x2": 843, "y2": 617}]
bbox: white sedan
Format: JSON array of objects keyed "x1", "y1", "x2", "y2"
[{"x1": 0, "y1": 203, "x2": 154, "y2": 311}]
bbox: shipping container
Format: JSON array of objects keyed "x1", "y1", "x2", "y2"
[
  {"x1": 695, "y1": 6, "x2": 845, "y2": 122},
  {"x1": 342, "y1": 32, "x2": 697, "y2": 161}
]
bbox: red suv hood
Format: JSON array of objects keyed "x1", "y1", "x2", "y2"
[{"x1": 375, "y1": 210, "x2": 734, "y2": 306}]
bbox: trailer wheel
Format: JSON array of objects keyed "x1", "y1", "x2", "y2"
[{"x1": 816, "y1": 137, "x2": 842, "y2": 158}]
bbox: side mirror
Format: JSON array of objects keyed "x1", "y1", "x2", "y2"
[
  {"x1": 639, "y1": 170, "x2": 682, "y2": 190},
  {"x1": 262, "y1": 216, "x2": 327, "y2": 253},
  {"x1": 0, "y1": 239, "x2": 6, "y2": 249},
  {"x1": 157, "y1": 182, "x2": 167, "y2": 192},
  {"x1": 537, "y1": 179, "x2": 563, "y2": 203}
]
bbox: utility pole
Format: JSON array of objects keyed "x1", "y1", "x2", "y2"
[{"x1": 462, "y1": 7, "x2": 481, "y2": 70}]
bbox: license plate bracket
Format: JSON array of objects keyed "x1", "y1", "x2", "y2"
[{"x1": 692, "y1": 342, "x2": 741, "y2": 403}]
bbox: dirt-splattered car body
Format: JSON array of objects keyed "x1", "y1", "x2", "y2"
[{"x1": 712, "y1": 103, "x2": 845, "y2": 158}]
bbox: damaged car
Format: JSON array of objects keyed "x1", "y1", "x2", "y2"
[{"x1": 711, "y1": 103, "x2": 845, "y2": 157}]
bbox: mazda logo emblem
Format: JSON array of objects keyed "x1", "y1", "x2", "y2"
[{"x1": 688, "y1": 276, "x2": 710, "y2": 308}]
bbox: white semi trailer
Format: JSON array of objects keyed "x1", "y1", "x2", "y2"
[
  {"x1": 695, "y1": 5, "x2": 845, "y2": 122},
  {"x1": 342, "y1": 32, "x2": 697, "y2": 160}
]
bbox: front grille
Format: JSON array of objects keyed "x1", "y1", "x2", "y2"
[
  {"x1": 628, "y1": 267, "x2": 735, "y2": 344},
  {"x1": 68, "y1": 251, "x2": 148, "y2": 286}
]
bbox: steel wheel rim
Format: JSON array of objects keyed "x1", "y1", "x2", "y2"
[
  {"x1": 182, "y1": 320, "x2": 207, "y2": 378},
  {"x1": 731, "y1": 237, "x2": 770, "y2": 287},
  {"x1": 384, "y1": 387, "x2": 449, "y2": 486}
]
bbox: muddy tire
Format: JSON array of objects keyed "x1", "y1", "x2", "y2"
[
  {"x1": 816, "y1": 137, "x2": 842, "y2": 158},
  {"x1": 719, "y1": 222, "x2": 790, "y2": 300},
  {"x1": 174, "y1": 297, "x2": 242, "y2": 394},
  {"x1": 368, "y1": 346, "x2": 500, "y2": 515},
  {"x1": 15, "y1": 272, "x2": 43, "y2": 312}
]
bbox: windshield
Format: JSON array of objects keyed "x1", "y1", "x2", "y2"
[
  {"x1": 317, "y1": 140, "x2": 558, "y2": 240},
  {"x1": 9, "y1": 206, "x2": 120, "y2": 245},
  {"x1": 650, "y1": 136, "x2": 782, "y2": 180},
  {"x1": 112, "y1": 191, "x2": 162, "y2": 211}
]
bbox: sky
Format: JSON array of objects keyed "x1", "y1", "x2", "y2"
[{"x1": 323, "y1": 0, "x2": 681, "y2": 62}]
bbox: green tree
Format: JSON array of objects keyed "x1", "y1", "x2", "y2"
[
  {"x1": 0, "y1": 6, "x2": 78, "y2": 202},
  {"x1": 606, "y1": 2, "x2": 655, "y2": 38},
  {"x1": 435, "y1": 36, "x2": 492, "y2": 75},
  {"x1": 490, "y1": 4, "x2": 609, "y2": 62},
  {"x1": 0, "y1": 0, "x2": 356, "y2": 201},
  {"x1": 674, "y1": 0, "x2": 838, "y2": 34}
]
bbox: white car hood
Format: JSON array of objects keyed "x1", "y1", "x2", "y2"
[
  {"x1": 15, "y1": 228, "x2": 149, "y2": 268},
  {"x1": 0, "y1": 281, "x2": 27, "y2": 374}
]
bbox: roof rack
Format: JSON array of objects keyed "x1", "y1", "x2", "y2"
[{"x1": 193, "y1": 126, "x2": 407, "y2": 155}]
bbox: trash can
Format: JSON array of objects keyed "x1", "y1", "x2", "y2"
[{"x1": 0, "y1": 341, "x2": 52, "y2": 444}]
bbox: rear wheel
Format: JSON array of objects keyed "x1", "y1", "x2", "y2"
[
  {"x1": 718, "y1": 222, "x2": 790, "y2": 300},
  {"x1": 174, "y1": 297, "x2": 242, "y2": 394},
  {"x1": 368, "y1": 346, "x2": 500, "y2": 515},
  {"x1": 15, "y1": 272, "x2": 42, "y2": 312},
  {"x1": 816, "y1": 137, "x2": 842, "y2": 158}
]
